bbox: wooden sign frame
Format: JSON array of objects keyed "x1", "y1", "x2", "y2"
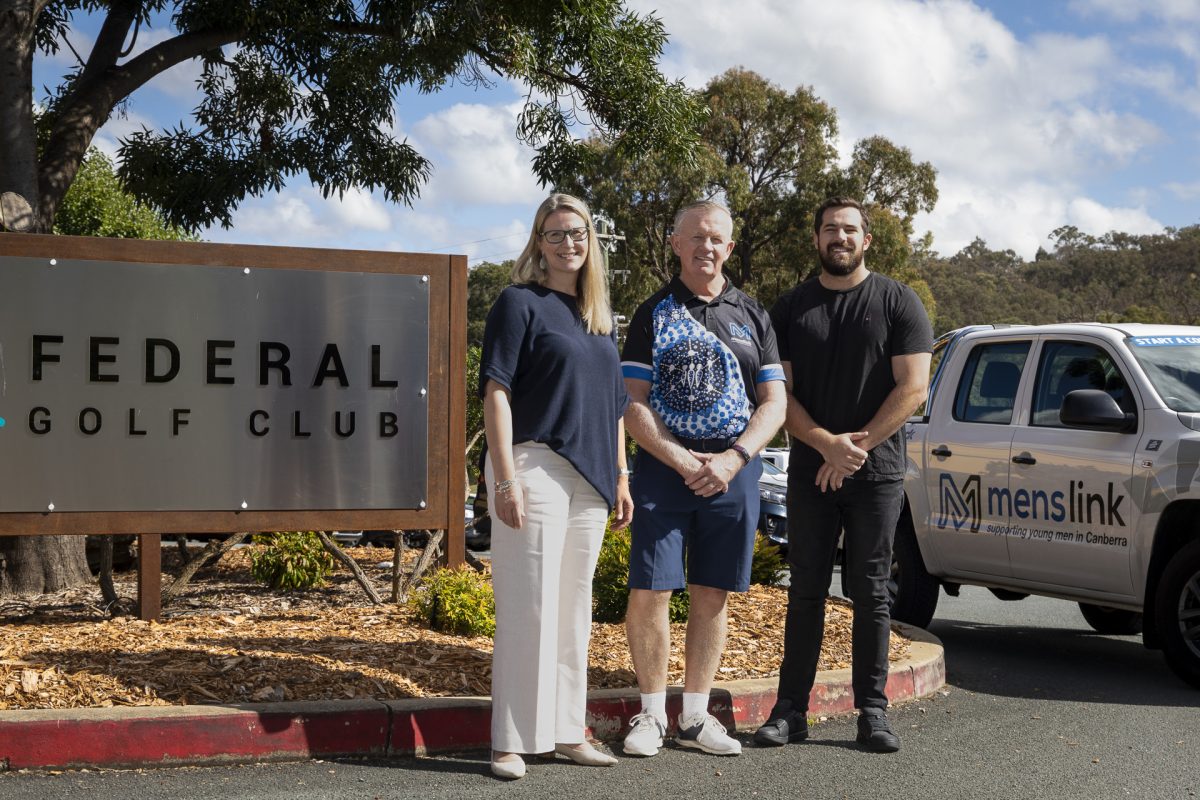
[{"x1": 0, "y1": 233, "x2": 467, "y2": 619}]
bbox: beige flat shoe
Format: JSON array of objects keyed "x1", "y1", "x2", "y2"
[
  {"x1": 554, "y1": 742, "x2": 618, "y2": 766},
  {"x1": 490, "y1": 751, "x2": 526, "y2": 779}
]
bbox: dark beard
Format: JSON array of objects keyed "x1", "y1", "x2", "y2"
[{"x1": 818, "y1": 246, "x2": 863, "y2": 276}]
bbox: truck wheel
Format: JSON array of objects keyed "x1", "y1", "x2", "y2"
[
  {"x1": 888, "y1": 523, "x2": 939, "y2": 628},
  {"x1": 1154, "y1": 539, "x2": 1200, "y2": 688},
  {"x1": 1078, "y1": 602, "x2": 1143, "y2": 635}
]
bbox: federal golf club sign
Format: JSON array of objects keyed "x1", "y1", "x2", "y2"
[{"x1": 0, "y1": 237, "x2": 465, "y2": 519}]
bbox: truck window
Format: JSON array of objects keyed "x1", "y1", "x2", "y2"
[
  {"x1": 1031, "y1": 341, "x2": 1132, "y2": 426},
  {"x1": 952, "y1": 341, "x2": 1030, "y2": 424},
  {"x1": 1127, "y1": 338, "x2": 1200, "y2": 412}
]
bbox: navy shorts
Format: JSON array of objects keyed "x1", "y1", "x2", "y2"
[{"x1": 627, "y1": 448, "x2": 762, "y2": 593}]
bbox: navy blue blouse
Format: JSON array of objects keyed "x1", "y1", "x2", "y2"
[{"x1": 479, "y1": 284, "x2": 628, "y2": 509}]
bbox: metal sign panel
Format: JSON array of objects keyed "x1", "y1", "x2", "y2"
[{"x1": 0, "y1": 256, "x2": 429, "y2": 512}]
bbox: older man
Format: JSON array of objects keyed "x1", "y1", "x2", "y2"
[
  {"x1": 620, "y1": 201, "x2": 786, "y2": 757},
  {"x1": 755, "y1": 197, "x2": 933, "y2": 753}
]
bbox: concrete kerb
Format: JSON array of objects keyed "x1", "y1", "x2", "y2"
[{"x1": 0, "y1": 627, "x2": 944, "y2": 771}]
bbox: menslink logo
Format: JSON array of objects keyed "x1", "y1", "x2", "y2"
[
  {"x1": 937, "y1": 474, "x2": 981, "y2": 532},
  {"x1": 935, "y1": 471, "x2": 1128, "y2": 531}
]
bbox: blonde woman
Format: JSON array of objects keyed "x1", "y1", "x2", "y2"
[{"x1": 481, "y1": 193, "x2": 634, "y2": 779}]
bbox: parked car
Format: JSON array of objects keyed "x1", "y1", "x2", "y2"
[
  {"x1": 760, "y1": 447, "x2": 790, "y2": 472},
  {"x1": 758, "y1": 459, "x2": 789, "y2": 554},
  {"x1": 465, "y1": 475, "x2": 491, "y2": 552},
  {"x1": 331, "y1": 530, "x2": 363, "y2": 547}
]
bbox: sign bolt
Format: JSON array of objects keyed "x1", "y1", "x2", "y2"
[
  {"x1": 240, "y1": 501, "x2": 248, "y2": 509},
  {"x1": 47, "y1": 502, "x2": 55, "y2": 512}
]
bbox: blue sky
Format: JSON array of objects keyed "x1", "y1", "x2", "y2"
[{"x1": 33, "y1": 0, "x2": 1200, "y2": 262}]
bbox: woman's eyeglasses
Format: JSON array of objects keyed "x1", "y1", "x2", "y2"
[{"x1": 540, "y1": 227, "x2": 590, "y2": 244}]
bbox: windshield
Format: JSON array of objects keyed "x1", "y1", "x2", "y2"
[
  {"x1": 1127, "y1": 336, "x2": 1200, "y2": 412},
  {"x1": 761, "y1": 459, "x2": 785, "y2": 477}
]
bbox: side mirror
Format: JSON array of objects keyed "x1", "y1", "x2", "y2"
[{"x1": 1060, "y1": 389, "x2": 1136, "y2": 432}]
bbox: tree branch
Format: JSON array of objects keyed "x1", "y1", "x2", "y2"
[
  {"x1": 315, "y1": 531, "x2": 383, "y2": 605},
  {"x1": 76, "y1": 2, "x2": 138, "y2": 90},
  {"x1": 38, "y1": 25, "x2": 240, "y2": 225}
]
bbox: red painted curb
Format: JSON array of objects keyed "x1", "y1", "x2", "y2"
[
  {"x1": 0, "y1": 701, "x2": 389, "y2": 771},
  {"x1": 0, "y1": 630, "x2": 944, "y2": 771}
]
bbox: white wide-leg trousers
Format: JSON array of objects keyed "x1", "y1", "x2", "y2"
[{"x1": 486, "y1": 443, "x2": 608, "y2": 754}]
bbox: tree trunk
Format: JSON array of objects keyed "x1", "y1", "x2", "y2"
[
  {"x1": 0, "y1": 535, "x2": 92, "y2": 597},
  {"x1": 315, "y1": 531, "x2": 383, "y2": 605},
  {"x1": 98, "y1": 535, "x2": 119, "y2": 608},
  {"x1": 162, "y1": 531, "x2": 250, "y2": 603},
  {"x1": 0, "y1": 1, "x2": 42, "y2": 230}
]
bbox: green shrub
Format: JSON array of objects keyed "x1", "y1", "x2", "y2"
[
  {"x1": 592, "y1": 523, "x2": 633, "y2": 623},
  {"x1": 750, "y1": 534, "x2": 788, "y2": 587},
  {"x1": 249, "y1": 531, "x2": 336, "y2": 590},
  {"x1": 667, "y1": 588, "x2": 690, "y2": 622},
  {"x1": 409, "y1": 567, "x2": 496, "y2": 637},
  {"x1": 592, "y1": 522, "x2": 689, "y2": 623}
]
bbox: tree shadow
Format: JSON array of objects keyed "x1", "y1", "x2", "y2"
[{"x1": 930, "y1": 616, "x2": 1196, "y2": 706}]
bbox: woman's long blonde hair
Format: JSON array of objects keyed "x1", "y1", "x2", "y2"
[{"x1": 512, "y1": 193, "x2": 613, "y2": 336}]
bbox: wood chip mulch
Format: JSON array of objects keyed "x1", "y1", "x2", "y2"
[{"x1": 0, "y1": 545, "x2": 909, "y2": 711}]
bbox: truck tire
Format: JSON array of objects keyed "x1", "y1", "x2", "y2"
[
  {"x1": 1078, "y1": 602, "x2": 1143, "y2": 635},
  {"x1": 888, "y1": 522, "x2": 939, "y2": 629},
  {"x1": 1154, "y1": 539, "x2": 1200, "y2": 688}
]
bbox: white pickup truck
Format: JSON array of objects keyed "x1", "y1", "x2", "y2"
[{"x1": 894, "y1": 323, "x2": 1200, "y2": 687}]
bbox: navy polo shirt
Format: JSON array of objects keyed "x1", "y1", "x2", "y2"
[
  {"x1": 479, "y1": 284, "x2": 628, "y2": 509},
  {"x1": 621, "y1": 276, "x2": 783, "y2": 441}
]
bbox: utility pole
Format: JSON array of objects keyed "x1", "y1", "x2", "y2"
[{"x1": 594, "y1": 212, "x2": 629, "y2": 333}]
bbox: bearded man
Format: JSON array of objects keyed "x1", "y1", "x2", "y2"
[{"x1": 755, "y1": 197, "x2": 933, "y2": 753}]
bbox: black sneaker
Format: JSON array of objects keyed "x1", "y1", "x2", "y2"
[
  {"x1": 856, "y1": 707, "x2": 900, "y2": 753},
  {"x1": 753, "y1": 702, "x2": 809, "y2": 746}
]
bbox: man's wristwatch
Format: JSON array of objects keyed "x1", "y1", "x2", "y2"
[{"x1": 730, "y1": 443, "x2": 752, "y2": 464}]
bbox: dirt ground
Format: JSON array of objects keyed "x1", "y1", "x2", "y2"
[{"x1": 0, "y1": 544, "x2": 909, "y2": 711}]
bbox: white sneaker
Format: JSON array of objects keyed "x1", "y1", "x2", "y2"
[
  {"x1": 623, "y1": 712, "x2": 667, "y2": 756},
  {"x1": 676, "y1": 713, "x2": 741, "y2": 755}
]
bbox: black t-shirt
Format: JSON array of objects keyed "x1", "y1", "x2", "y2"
[
  {"x1": 622, "y1": 276, "x2": 783, "y2": 440},
  {"x1": 770, "y1": 272, "x2": 933, "y2": 480},
  {"x1": 479, "y1": 284, "x2": 628, "y2": 508}
]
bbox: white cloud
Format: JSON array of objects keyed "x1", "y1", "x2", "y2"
[
  {"x1": 388, "y1": 216, "x2": 531, "y2": 263},
  {"x1": 1065, "y1": 197, "x2": 1162, "y2": 235},
  {"x1": 1069, "y1": 0, "x2": 1200, "y2": 23},
  {"x1": 411, "y1": 101, "x2": 545, "y2": 208},
  {"x1": 91, "y1": 109, "x2": 160, "y2": 159},
  {"x1": 228, "y1": 191, "x2": 332, "y2": 243},
  {"x1": 327, "y1": 188, "x2": 392, "y2": 232},
  {"x1": 916, "y1": 178, "x2": 1163, "y2": 258},
  {"x1": 207, "y1": 186, "x2": 397, "y2": 247},
  {"x1": 629, "y1": 0, "x2": 1168, "y2": 257},
  {"x1": 1167, "y1": 181, "x2": 1200, "y2": 201},
  {"x1": 122, "y1": 25, "x2": 206, "y2": 100}
]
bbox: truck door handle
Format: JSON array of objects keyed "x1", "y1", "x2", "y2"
[
  {"x1": 931, "y1": 446, "x2": 952, "y2": 457},
  {"x1": 1012, "y1": 454, "x2": 1037, "y2": 465}
]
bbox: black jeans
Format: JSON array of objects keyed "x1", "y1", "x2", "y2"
[{"x1": 777, "y1": 476, "x2": 904, "y2": 712}]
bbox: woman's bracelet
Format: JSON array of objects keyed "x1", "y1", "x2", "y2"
[
  {"x1": 494, "y1": 478, "x2": 519, "y2": 496},
  {"x1": 617, "y1": 467, "x2": 632, "y2": 478}
]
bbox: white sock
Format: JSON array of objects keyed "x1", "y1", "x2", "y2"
[
  {"x1": 640, "y1": 692, "x2": 667, "y2": 725},
  {"x1": 682, "y1": 692, "x2": 709, "y2": 721}
]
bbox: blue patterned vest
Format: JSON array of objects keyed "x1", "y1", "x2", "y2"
[{"x1": 649, "y1": 294, "x2": 751, "y2": 439}]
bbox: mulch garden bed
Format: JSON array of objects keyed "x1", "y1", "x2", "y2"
[{"x1": 0, "y1": 544, "x2": 909, "y2": 711}]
